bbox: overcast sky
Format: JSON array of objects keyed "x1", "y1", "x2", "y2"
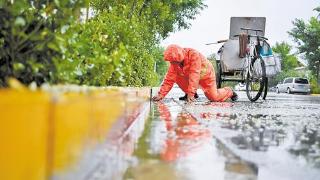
[{"x1": 161, "y1": 0, "x2": 319, "y2": 57}]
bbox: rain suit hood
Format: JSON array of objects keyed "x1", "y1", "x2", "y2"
[{"x1": 164, "y1": 44, "x2": 185, "y2": 62}]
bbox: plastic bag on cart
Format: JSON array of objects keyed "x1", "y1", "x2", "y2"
[
  {"x1": 253, "y1": 55, "x2": 281, "y2": 77},
  {"x1": 259, "y1": 41, "x2": 281, "y2": 77},
  {"x1": 261, "y1": 55, "x2": 281, "y2": 77}
]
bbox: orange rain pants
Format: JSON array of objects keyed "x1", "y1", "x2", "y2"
[{"x1": 159, "y1": 45, "x2": 233, "y2": 102}]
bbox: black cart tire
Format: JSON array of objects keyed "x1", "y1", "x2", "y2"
[
  {"x1": 246, "y1": 56, "x2": 266, "y2": 102},
  {"x1": 261, "y1": 77, "x2": 268, "y2": 100},
  {"x1": 216, "y1": 60, "x2": 222, "y2": 88}
]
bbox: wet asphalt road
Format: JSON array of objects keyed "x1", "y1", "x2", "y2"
[{"x1": 124, "y1": 88, "x2": 320, "y2": 180}]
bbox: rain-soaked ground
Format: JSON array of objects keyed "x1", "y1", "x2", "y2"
[{"x1": 93, "y1": 88, "x2": 320, "y2": 180}]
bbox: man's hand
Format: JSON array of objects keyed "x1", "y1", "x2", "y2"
[
  {"x1": 187, "y1": 95, "x2": 195, "y2": 103},
  {"x1": 152, "y1": 95, "x2": 163, "y2": 101}
]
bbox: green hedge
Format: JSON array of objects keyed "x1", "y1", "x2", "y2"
[
  {"x1": 54, "y1": 10, "x2": 163, "y2": 86},
  {"x1": 0, "y1": 0, "x2": 86, "y2": 87},
  {"x1": 1, "y1": 1, "x2": 204, "y2": 87},
  {"x1": 310, "y1": 76, "x2": 320, "y2": 94}
]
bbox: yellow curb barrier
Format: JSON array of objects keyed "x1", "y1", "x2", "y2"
[
  {"x1": 0, "y1": 86, "x2": 150, "y2": 180},
  {"x1": 0, "y1": 90, "x2": 50, "y2": 180}
]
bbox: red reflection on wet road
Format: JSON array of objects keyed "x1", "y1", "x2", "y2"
[
  {"x1": 206, "y1": 102, "x2": 234, "y2": 108},
  {"x1": 200, "y1": 102, "x2": 234, "y2": 119},
  {"x1": 155, "y1": 102, "x2": 210, "y2": 162}
]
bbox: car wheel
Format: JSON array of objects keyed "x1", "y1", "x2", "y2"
[
  {"x1": 276, "y1": 88, "x2": 280, "y2": 94},
  {"x1": 287, "y1": 88, "x2": 291, "y2": 94}
]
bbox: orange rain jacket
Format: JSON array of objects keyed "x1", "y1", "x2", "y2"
[{"x1": 158, "y1": 44, "x2": 233, "y2": 102}]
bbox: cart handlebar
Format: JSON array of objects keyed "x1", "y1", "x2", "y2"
[
  {"x1": 205, "y1": 39, "x2": 228, "y2": 45},
  {"x1": 233, "y1": 34, "x2": 268, "y2": 41},
  {"x1": 240, "y1": 27, "x2": 263, "y2": 32}
]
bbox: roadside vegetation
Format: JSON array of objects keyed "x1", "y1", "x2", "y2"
[
  {"x1": 0, "y1": 0, "x2": 206, "y2": 87},
  {"x1": 1, "y1": 1, "x2": 318, "y2": 93},
  {"x1": 271, "y1": 6, "x2": 320, "y2": 94}
]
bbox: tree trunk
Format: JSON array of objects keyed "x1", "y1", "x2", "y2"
[
  {"x1": 86, "y1": 6, "x2": 89, "y2": 21},
  {"x1": 139, "y1": 0, "x2": 151, "y2": 16},
  {"x1": 128, "y1": 0, "x2": 137, "y2": 19},
  {"x1": 317, "y1": 61, "x2": 320, "y2": 86}
]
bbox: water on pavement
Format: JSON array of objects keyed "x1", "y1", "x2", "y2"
[
  {"x1": 109, "y1": 88, "x2": 320, "y2": 180},
  {"x1": 124, "y1": 99, "x2": 257, "y2": 180}
]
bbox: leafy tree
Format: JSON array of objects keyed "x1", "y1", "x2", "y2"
[
  {"x1": 314, "y1": 6, "x2": 320, "y2": 19},
  {"x1": 206, "y1": 53, "x2": 218, "y2": 71},
  {"x1": 91, "y1": 0, "x2": 206, "y2": 39},
  {"x1": 272, "y1": 42, "x2": 299, "y2": 71},
  {"x1": 55, "y1": 8, "x2": 161, "y2": 86},
  {"x1": 0, "y1": 0, "x2": 88, "y2": 87},
  {"x1": 154, "y1": 47, "x2": 168, "y2": 84},
  {"x1": 268, "y1": 42, "x2": 300, "y2": 86},
  {"x1": 289, "y1": 7, "x2": 320, "y2": 85},
  {"x1": 1, "y1": 0, "x2": 206, "y2": 87},
  {"x1": 55, "y1": 0, "x2": 205, "y2": 86}
]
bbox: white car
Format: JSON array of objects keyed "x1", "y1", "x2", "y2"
[{"x1": 276, "y1": 77, "x2": 311, "y2": 94}]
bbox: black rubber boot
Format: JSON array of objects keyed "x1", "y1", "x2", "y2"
[
  {"x1": 231, "y1": 91, "x2": 238, "y2": 102},
  {"x1": 179, "y1": 94, "x2": 188, "y2": 100},
  {"x1": 179, "y1": 93, "x2": 199, "y2": 101}
]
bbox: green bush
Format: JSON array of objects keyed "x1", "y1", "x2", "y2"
[
  {"x1": 1, "y1": 1, "x2": 204, "y2": 87},
  {"x1": 0, "y1": 0, "x2": 87, "y2": 87},
  {"x1": 55, "y1": 10, "x2": 162, "y2": 86},
  {"x1": 310, "y1": 76, "x2": 320, "y2": 94}
]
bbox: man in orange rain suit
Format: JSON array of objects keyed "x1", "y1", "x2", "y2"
[{"x1": 152, "y1": 44, "x2": 238, "y2": 102}]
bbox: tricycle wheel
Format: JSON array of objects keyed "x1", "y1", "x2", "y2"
[
  {"x1": 216, "y1": 60, "x2": 222, "y2": 88},
  {"x1": 246, "y1": 56, "x2": 266, "y2": 102},
  {"x1": 261, "y1": 77, "x2": 268, "y2": 100}
]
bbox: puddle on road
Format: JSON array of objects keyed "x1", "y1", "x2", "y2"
[
  {"x1": 87, "y1": 91, "x2": 320, "y2": 180},
  {"x1": 191, "y1": 99, "x2": 320, "y2": 180},
  {"x1": 110, "y1": 93, "x2": 320, "y2": 180},
  {"x1": 123, "y1": 101, "x2": 257, "y2": 180}
]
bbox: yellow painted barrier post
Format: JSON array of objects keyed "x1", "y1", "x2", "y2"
[{"x1": 0, "y1": 90, "x2": 50, "y2": 180}]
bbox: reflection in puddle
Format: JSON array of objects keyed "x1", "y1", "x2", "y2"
[
  {"x1": 220, "y1": 142, "x2": 258, "y2": 180},
  {"x1": 125, "y1": 159, "x2": 179, "y2": 180},
  {"x1": 191, "y1": 95, "x2": 320, "y2": 179},
  {"x1": 124, "y1": 101, "x2": 257, "y2": 180},
  {"x1": 220, "y1": 114, "x2": 286, "y2": 151},
  {"x1": 214, "y1": 109, "x2": 320, "y2": 168},
  {"x1": 289, "y1": 120, "x2": 320, "y2": 168}
]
